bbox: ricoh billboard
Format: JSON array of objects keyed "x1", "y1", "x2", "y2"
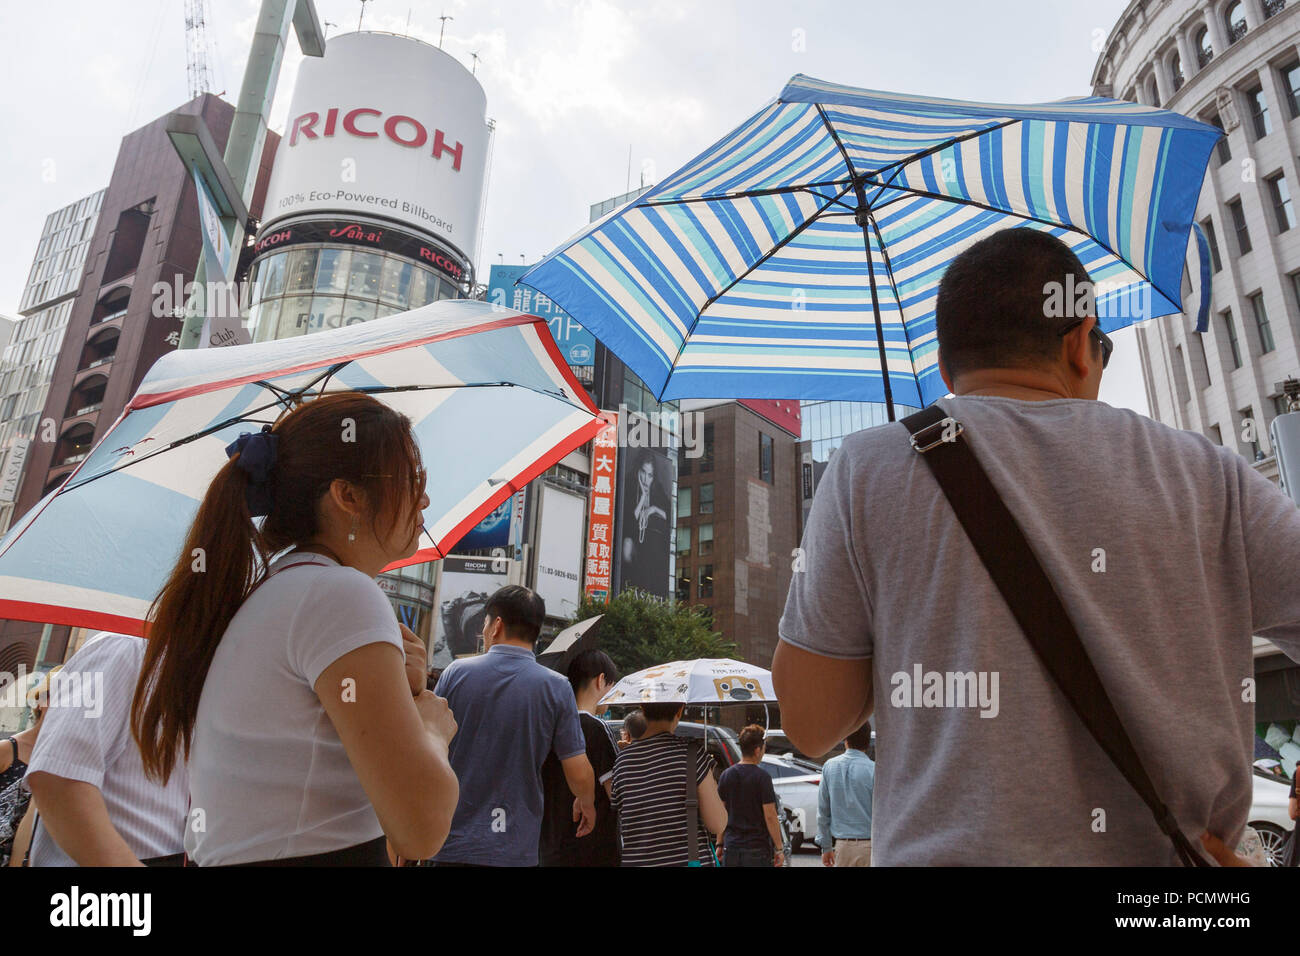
[{"x1": 262, "y1": 32, "x2": 490, "y2": 264}]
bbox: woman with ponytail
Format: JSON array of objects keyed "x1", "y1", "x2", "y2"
[{"x1": 131, "y1": 392, "x2": 458, "y2": 866}]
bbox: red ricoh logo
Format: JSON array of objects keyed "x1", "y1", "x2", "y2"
[
  {"x1": 419, "y1": 245, "x2": 462, "y2": 279},
  {"x1": 255, "y1": 228, "x2": 292, "y2": 253},
  {"x1": 289, "y1": 107, "x2": 464, "y2": 171}
]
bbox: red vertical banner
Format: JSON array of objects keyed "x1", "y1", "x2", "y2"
[{"x1": 583, "y1": 410, "x2": 619, "y2": 604}]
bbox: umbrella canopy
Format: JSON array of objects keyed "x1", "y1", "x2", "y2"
[
  {"x1": 536, "y1": 614, "x2": 603, "y2": 674},
  {"x1": 599, "y1": 658, "x2": 776, "y2": 706},
  {"x1": 0, "y1": 300, "x2": 603, "y2": 636},
  {"x1": 521, "y1": 74, "x2": 1220, "y2": 415}
]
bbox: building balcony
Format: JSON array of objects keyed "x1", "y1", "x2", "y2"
[
  {"x1": 1265, "y1": 0, "x2": 1287, "y2": 19},
  {"x1": 84, "y1": 354, "x2": 115, "y2": 370},
  {"x1": 60, "y1": 452, "x2": 89, "y2": 466},
  {"x1": 94, "y1": 308, "x2": 127, "y2": 325}
]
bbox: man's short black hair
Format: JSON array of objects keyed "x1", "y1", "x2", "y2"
[
  {"x1": 846, "y1": 722, "x2": 873, "y2": 752},
  {"x1": 641, "y1": 702, "x2": 684, "y2": 722},
  {"x1": 484, "y1": 585, "x2": 545, "y2": 644},
  {"x1": 567, "y1": 649, "x2": 618, "y2": 695},
  {"x1": 935, "y1": 228, "x2": 1093, "y2": 380}
]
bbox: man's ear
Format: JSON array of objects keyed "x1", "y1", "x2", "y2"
[
  {"x1": 938, "y1": 354, "x2": 954, "y2": 393},
  {"x1": 1063, "y1": 318, "x2": 1095, "y2": 381}
]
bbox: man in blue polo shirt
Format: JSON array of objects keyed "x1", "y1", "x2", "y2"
[{"x1": 433, "y1": 585, "x2": 596, "y2": 866}]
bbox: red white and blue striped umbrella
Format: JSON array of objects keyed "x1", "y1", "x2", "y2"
[
  {"x1": 522, "y1": 74, "x2": 1220, "y2": 417},
  {"x1": 0, "y1": 300, "x2": 603, "y2": 636}
]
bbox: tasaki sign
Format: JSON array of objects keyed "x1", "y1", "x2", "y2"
[{"x1": 261, "y1": 32, "x2": 490, "y2": 264}]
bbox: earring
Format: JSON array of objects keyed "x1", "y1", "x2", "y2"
[{"x1": 348, "y1": 515, "x2": 357, "y2": 543}]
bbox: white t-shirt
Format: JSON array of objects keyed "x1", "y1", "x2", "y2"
[
  {"x1": 28, "y1": 632, "x2": 189, "y2": 866},
  {"x1": 186, "y1": 551, "x2": 403, "y2": 865}
]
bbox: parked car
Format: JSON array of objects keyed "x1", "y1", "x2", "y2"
[
  {"x1": 1249, "y1": 767, "x2": 1295, "y2": 866},
  {"x1": 762, "y1": 728, "x2": 874, "y2": 764},
  {"x1": 759, "y1": 752, "x2": 822, "y2": 852}
]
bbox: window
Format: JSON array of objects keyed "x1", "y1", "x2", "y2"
[
  {"x1": 677, "y1": 486, "x2": 692, "y2": 518},
  {"x1": 1202, "y1": 111, "x2": 1230, "y2": 165},
  {"x1": 678, "y1": 445, "x2": 692, "y2": 477},
  {"x1": 701, "y1": 422, "x2": 714, "y2": 473},
  {"x1": 1269, "y1": 173, "x2": 1295, "y2": 231},
  {"x1": 1228, "y1": 199, "x2": 1251, "y2": 254},
  {"x1": 1196, "y1": 27, "x2": 1214, "y2": 68},
  {"x1": 1173, "y1": 346, "x2": 1190, "y2": 404},
  {"x1": 759, "y1": 433, "x2": 774, "y2": 484},
  {"x1": 698, "y1": 523, "x2": 713, "y2": 556},
  {"x1": 1147, "y1": 76, "x2": 1161, "y2": 109},
  {"x1": 1282, "y1": 61, "x2": 1300, "y2": 117},
  {"x1": 1240, "y1": 406, "x2": 1261, "y2": 459},
  {"x1": 676, "y1": 526, "x2": 691, "y2": 557},
  {"x1": 1194, "y1": 335, "x2": 1213, "y2": 387},
  {"x1": 1248, "y1": 85, "x2": 1272, "y2": 138},
  {"x1": 699, "y1": 483, "x2": 714, "y2": 515},
  {"x1": 1223, "y1": 309, "x2": 1243, "y2": 368},
  {"x1": 1250, "y1": 293, "x2": 1275, "y2": 352},
  {"x1": 1202, "y1": 218, "x2": 1223, "y2": 272},
  {"x1": 1171, "y1": 53, "x2": 1184, "y2": 92},
  {"x1": 1290, "y1": 271, "x2": 1300, "y2": 313},
  {"x1": 698, "y1": 565, "x2": 714, "y2": 598},
  {"x1": 1225, "y1": 1, "x2": 1248, "y2": 43},
  {"x1": 677, "y1": 566, "x2": 691, "y2": 601},
  {"x1": 1276, "y1": 393, "x2": 1296, "y2": 416},
  {"x1": 1209, "y1": 424, "x2": 1224, "y2": 445}
]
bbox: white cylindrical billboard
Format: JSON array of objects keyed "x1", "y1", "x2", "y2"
[{"x1": 262, "y1": 32, "x2": 489, "y2": 264}]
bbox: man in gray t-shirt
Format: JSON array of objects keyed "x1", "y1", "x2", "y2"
[{"x1": 774, "y1": 228, "x2": 1300, "y2": 866}]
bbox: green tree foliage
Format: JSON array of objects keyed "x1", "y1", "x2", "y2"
[{"x1": 565, "y1": 590, "x2": 739, "y2": 677}]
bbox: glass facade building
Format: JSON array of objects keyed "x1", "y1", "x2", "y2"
[
  {"x1": 247, "y1": 244, "x2": 462, "y2": 342},
  {"x1": 799, "y1": 400, "x2": 911, "y2": 462},
  {"x1": 0, "y1": 189, "x2": 106, "y2": 533}
]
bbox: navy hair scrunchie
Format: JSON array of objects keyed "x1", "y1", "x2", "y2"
[{"x1": 225, "y1": 425, "x2": 278, "y2": 517}]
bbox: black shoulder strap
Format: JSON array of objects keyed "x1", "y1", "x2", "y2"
[
  {"x1": 685, "y1": 739, "x2": 701, "y2": 865},
  {"x1": 901, "y1": 404, "x2": 1209, "y2": 867}
]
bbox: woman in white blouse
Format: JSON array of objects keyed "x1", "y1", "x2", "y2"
[{"x1": 131, "y1": 392, "x2": 458, "y2": 866}]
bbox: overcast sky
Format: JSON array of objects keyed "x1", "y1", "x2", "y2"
[{"x1": 0, "y1": 0, "x2": 1153, "y2": 412}]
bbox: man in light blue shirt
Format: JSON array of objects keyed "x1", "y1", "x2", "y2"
[{"x1": 817, "y1": 723, "x2": 874, "y2": 867}]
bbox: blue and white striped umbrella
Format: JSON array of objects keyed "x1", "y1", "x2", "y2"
[
  {"x1": 0, "y1": 300, "x2": 603, "y2": 636},
  {"x1": 521, "y1": 74, "x2": 1220, "y2": 414}
]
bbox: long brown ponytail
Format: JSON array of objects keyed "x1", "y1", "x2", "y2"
[{"x1": 131, "y1": 391, "x2": 424, "y2": 783}]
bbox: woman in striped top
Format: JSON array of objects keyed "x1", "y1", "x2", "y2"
[{"x1": 610, "y1": 702, "x2": 726, "y2": 867}]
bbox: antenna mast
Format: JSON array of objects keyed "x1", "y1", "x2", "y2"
[{"x1": 184, "y1": 0, "x2": 215, "y2": 100}]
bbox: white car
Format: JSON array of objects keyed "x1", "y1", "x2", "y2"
[
  {"x1": 760, "y1": 753, "x2": 822, "y2": 852},
  {"x1": 1249, "y1": 768, "x2": 1295, "y2": 866}
]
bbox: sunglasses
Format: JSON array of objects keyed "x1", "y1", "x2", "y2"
[{"x1": 1058, "y1": 318, "x2": 1114, "y2": 370}]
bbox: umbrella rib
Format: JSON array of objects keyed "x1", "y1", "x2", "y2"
[
  {"x1": 636, "y1": 180, "x2": 853, "y2": 208},
  {"x1": 57, "y1": 382, "x2": 529, "y2": 494},
  {"x1": 866, "y1": 211, "x2": 921, "y2": 411},
  {"x1": 862, "y1": 118, "x2": 1020, "y2": 205},
  {"x1": 654, "y1": 180, "x2": 857, "y2": 402},
  {"x1": 856, "y1": 179, "x2": 1163, "y2": 294}
]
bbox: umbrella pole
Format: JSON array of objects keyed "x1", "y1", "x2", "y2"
[{"x1": 855, "y1": 204, "x2": 896, "y2": 422}]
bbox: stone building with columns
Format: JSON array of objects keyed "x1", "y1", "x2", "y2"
[{"x1": 1092, "y1": 0, "x2": 1300, "y2": 480}]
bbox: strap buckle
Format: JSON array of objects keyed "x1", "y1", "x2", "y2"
[{"x1": 908, "y1": 417, "x2": 963, "y2": 453}]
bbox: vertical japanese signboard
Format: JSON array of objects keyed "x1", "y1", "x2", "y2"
[{"x1": 583, "y1": 410, "x2": 619, "y2": 603}]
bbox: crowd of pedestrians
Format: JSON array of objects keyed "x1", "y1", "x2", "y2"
[{"x1": 8, "y1": 228, "x2": 1300, "y2": 867}]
